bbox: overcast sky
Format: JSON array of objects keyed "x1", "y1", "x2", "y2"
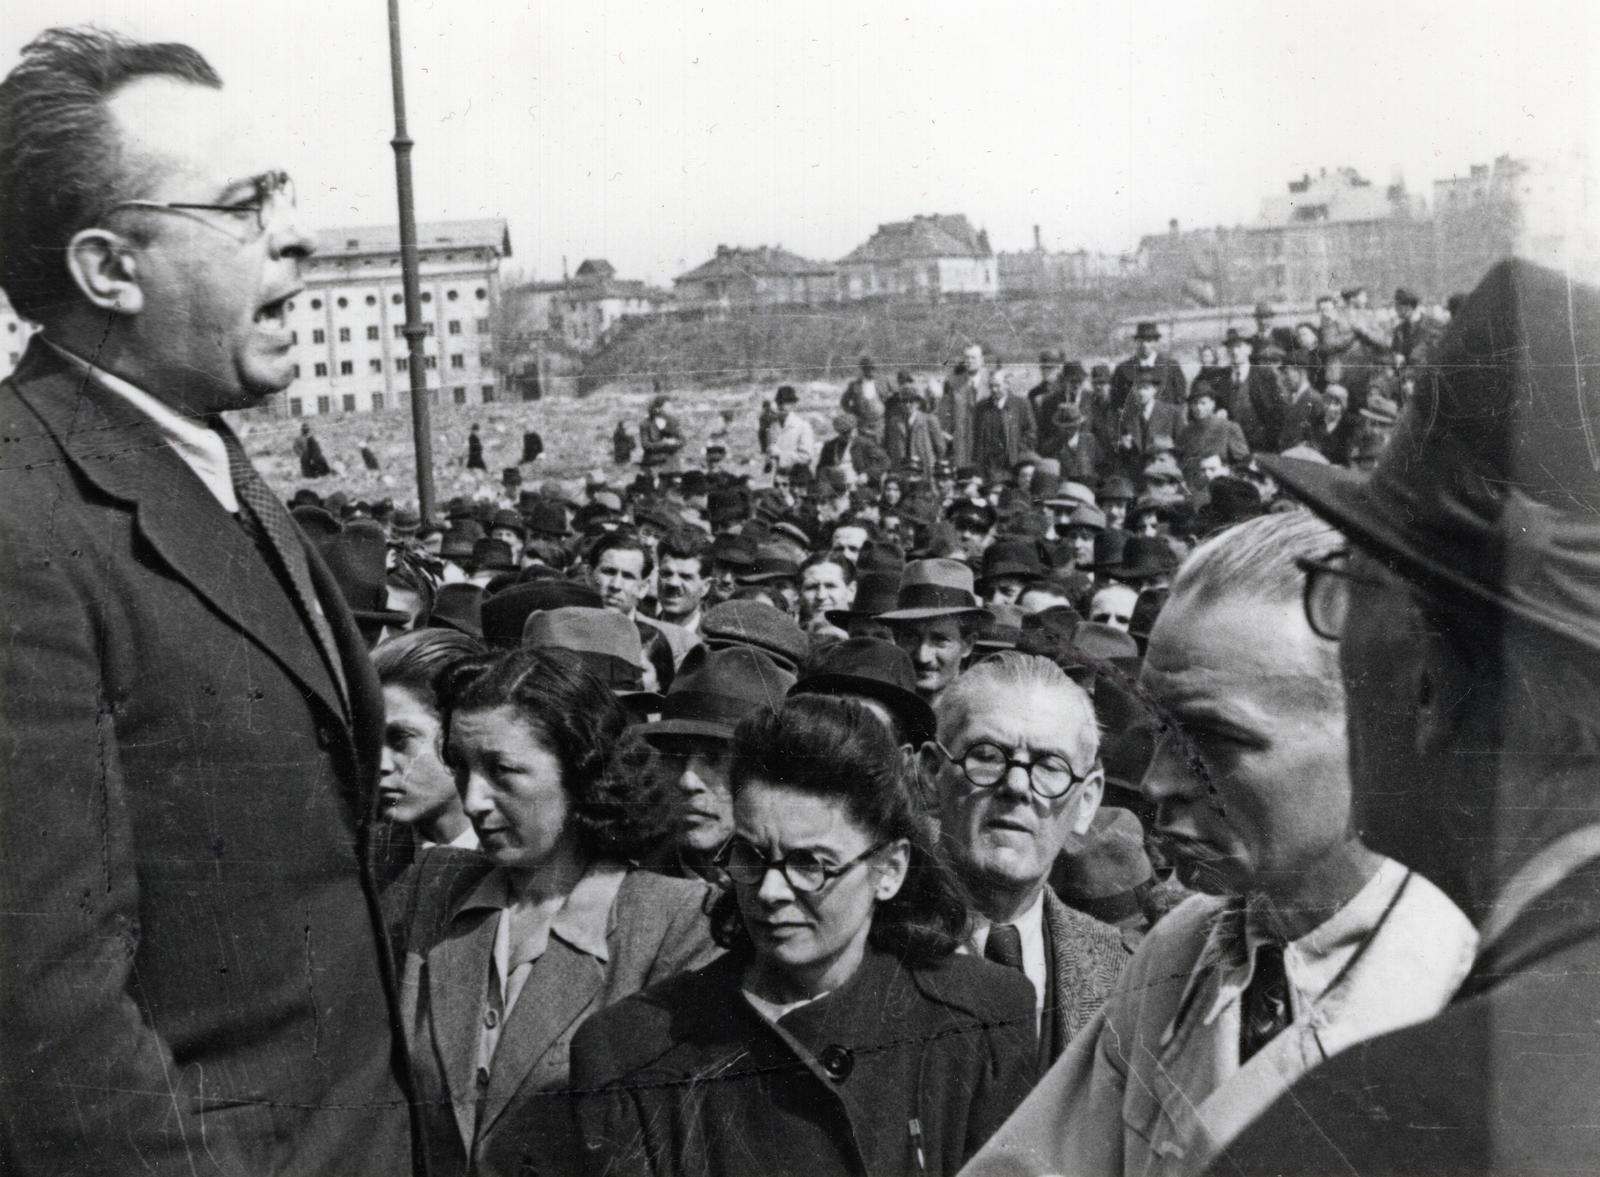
[{"x1": 5, "y1": 0, "x2": 1596, "y2": 286}]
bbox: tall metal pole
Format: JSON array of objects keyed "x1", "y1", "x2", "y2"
[{"x1": 387, "y1": 0, "x2": 436, "y2": 521}]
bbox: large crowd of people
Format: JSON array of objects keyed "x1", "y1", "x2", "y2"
[{"x1": 4, "y1": 24, "x2": 1599, "y2": 1177}]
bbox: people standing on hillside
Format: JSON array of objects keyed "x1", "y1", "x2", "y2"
[
  {"x1": 883, "y1": 370, "x2": 918, "y2": 464},
  {"x1": 466, "y1": 422, "x2": 487, "y2": 471},
  {"x1": 840, "y1": 355, "x2": 887, "y2": 443},
  {"x1": 640, "y1": 395, "x2": 684, "y2": 471},
  {"x1": 612, "y1": 419, "x2": 635, "y2": 464},
  {"x1": 765, "y1": 384, "x2": 816, "y2": 477},
  {"x1": 972, "y1": 369, "x2": 1038, "y2": 480},
  {"x1": 939, "y1": 343, "x2": 985, "y2": 468},
  {"x1": 300, "y1": 423, "x2": 332, "y2": 478},
  {"x1": 361, "y1": 438, "x2": 381, "y2": 471},
  {"x1": 1110, "y1": 322, "x2": 1188, "y2": 412}
]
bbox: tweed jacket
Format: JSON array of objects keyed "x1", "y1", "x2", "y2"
[
  {"x1": 384, "y1": 850, "x2": 720, "y2": 1177},
  {"x1": 963, "y1": 859, "x2": 1477, "y2": 1177},
  {"x1": 572, "y1": 945, "x2": 1039, "y2": 1177},
  {"x1": 1040, "y1": 887, "x2": 1131, "y2": 1058},
  {"x1": 0, "y1": 340, "x2": 413, "y2": 1175}
]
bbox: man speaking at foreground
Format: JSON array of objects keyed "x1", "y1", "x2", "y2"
[{"x1": 0, "y1": 28, "x2": 414, "y2": 1175}]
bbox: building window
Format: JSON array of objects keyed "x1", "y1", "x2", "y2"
[
  {"x1": 337, "y1": 297, "x2": 348, "y2": 309},
  {"x1": 421, "y1": 291, "x2": 432, "y2": 303},
  {"x1": 314, "y1": 362, "x2": 328, "y2": 377},
  {"x1": 312, "y1": 328, "x2": 325, "y2": 344},
  {"x1": 395, "y1": 358, "x2": 408, "y2": 372},
  {"x1": 289, "y1": 398, "x2": 302, "y2": 416},
  {"x1": 316, "y1": 396, "x2": 330, "y2": 415},
  {"x1": 338, "y1": 327, "x2": 350, "y2": 342},
  {"x1": 480, "y1": 351, "x2": 493, "y2": 366},
  {"x1": 365, "y1": 294, "x2": 377, "y2": 306},
  {"x1": 448, "y1": 320, "x2": 461, "y2": 335},
  {"x1": 369, "y1": 359, "x2": 382, "y2": 373},
  {"x1": 425, "y1": 322, "x2": 434, "y2": 336},
  {"x1": 392, "y1": 293, "x2": 402, "y2": 305},
  {"x1": 339, "y1": 360, "x2": 353, "y2": 375},
  {"x1": 476, "y1": 319, "x2": 489, "y2": 333},
  {"x1": 292, "y1": 364, "x2": 301, "y2": 378},
  {"x1": 482, "y1": 384, "x2": 495, "y2": 403},
  {"x1": 286, "y1": 300, "x2": 296, "y2": 312},
  {"x1": 424, "y1": 356, "x2": 437, "y2": 370},
  {"x1": 371, "y1": 392, "x2": 384, "y2": 411},
  {"x1": 453, "y1": 386, "x2": 467, "y2": 405},
  {"x1": 476, "y1": 288, "x2": 487, "y2": 300},
  {"x1": 342, "y1": 394, "x2": 356, "y2": 412},
  {"x1": 366, "y1": 326, "x2": 380, "y2": 340},
  {"x1": 394, "y1": 324, "x2": 406, "y2": 338},
  {"x1": 447, "y1": 289, "x2": 459, "y2": 301},
  {"x1": 450, "y1": 354, "x2": 465, "y2": 369},
  {"x1": 290, "y1": 330, "x2": 298, "y2": 344},
  {"x1": 311, "y1": 298, "x2": 322, "y2": 309}
]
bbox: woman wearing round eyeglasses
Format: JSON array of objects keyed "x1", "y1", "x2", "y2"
[{"x1": 571, "y1": 695, "x2": 1039, "y2": 1177}]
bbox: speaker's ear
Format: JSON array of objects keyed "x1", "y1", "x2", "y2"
[{"x1": 65, "y1": 229, "x2": 143, "y2": 314}]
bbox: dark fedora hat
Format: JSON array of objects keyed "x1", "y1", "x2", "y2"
[
  {"x1": 479, "y1": 580, "x2": 603, "y2": 650},
  {"x1": 522, "y1": 498, "x2": 571, "y2": 539},
  {"x1": 1051, "y1": 806, "x2": 1155, "y2": 925},
  {"x1": 1133, "y1": 321, "x2": 1162, "y2": 341},
  {"x1": 472, "y1": 537, "x2": 518, "y2": 574},
  {"x1": 1098, "y1": 475, "x2": 1137, "y2": 503},
  {"x1": 878, "y1": 558, "x2": 992, "y2": 623},
  {"x1": 1262, "y1": 258, "x2": 1600, "y2": 659},
  {"x1": 700, "y1": 600, "x2": 809, "y2": 672},
  {"x1": 975, "y1": 601, "x2": 1026, "y2": 651},
  {"x1": 790, "y1": 637, "x2": 937, "y2": 748},
  {"x1": 440, "y1": 520, "x2": 485, "y2": 561},
  {"x1": 427, "y1": 582, "x2": 486, "y2": 638},
  {"x1": 1109, "y1": 535, "x2": 1181, "y2": 582},
  {"x1": 641, "y1": 645, "x2": 795, "y2": 742},
  {"x1": 1089, "y1": 529, "x2": 1128, "y2": 573},
  {"x1": 308, "y1": 519, "x2": 410, "y2": 631},
  {"x1": 978, "y1": 540, "x2": 1046, "y2": 587},
  {"x1": 826, "y1": 570, "x2": 902, "y2": 628}
]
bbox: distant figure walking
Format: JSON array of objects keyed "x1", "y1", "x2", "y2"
[
  {"x1": 300, "y1": 426, "x2": 332, "y2": 479},
  {"x1": 361, "y1": 439, "x2": 381, "y2": 471},
  {"x1": 612, "y1": 420, "x2": 636, "y2": 465},
  {"x1": 522, "y1": 429, "x2": 544, "y2": 464},
  {"x1": 466, "y1": 423, "x2": 486, "y2": 471}
]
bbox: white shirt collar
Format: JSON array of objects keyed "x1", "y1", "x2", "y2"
[{"x1": 44, "y1": 339, "x2": 238, "y2": 513}]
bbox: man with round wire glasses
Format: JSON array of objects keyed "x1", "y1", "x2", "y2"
[{"x1": 922, "y1": 650, "x2": 1129, "y2": 1068}]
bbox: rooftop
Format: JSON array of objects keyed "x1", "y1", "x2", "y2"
[
  {"x1": 310, "y1": 219, "x2": 511, "y2": 260},
  {"x1": 840, "y1": 213, "x2": 992, "y2": 263},
  {"x1": 676, "y1": 244, "x2": 836, "y2": 283}
]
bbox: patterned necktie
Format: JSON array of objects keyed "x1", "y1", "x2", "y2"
[
  {"x1": 215, "y1": 423, "x2": 346, "y2": 704},
  {"x1": 1239, "y1": 941, "x2": 1291, "y2": 1063},
  {"x1": 985, "y1": 923, "x2": 1025, "y2": 972}
]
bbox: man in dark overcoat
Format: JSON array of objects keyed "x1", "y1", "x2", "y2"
[
  {"x1": 1109, "y1": 321, "x2": 1188, "y2": 412},
  {"x1": 1212, "y1": 259, "x2": 1600, "y2": 1175},
  {"x1": 0, "y1": 29, "x2": 414, "y2": 1175}
]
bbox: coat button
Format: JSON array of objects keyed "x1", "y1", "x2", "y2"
[
  {"x1": 476, "y1": 1066, "x2": 490, "y2": 1088},
  {"x1": 484, "y1": 1008, "x2": 499, "y2": 1029},
  {"x1": 315, "y1": 725, "x2": 333, "y2": 749},
  {"x1": 818, "y1": 1044, "x2": 853, "y2": 1081}
]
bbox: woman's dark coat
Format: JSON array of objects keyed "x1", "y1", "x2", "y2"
[{"x1": 570, "y1": 945, "x2": 1039, "y2": 1177}]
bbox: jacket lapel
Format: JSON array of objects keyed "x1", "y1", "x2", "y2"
[
  {"x1": 10, "y1": 347, "x2": 346, "y2": 721},
  {"x1": 428, "y1": 906, "x2": 498, "y2": 1153},
  {"x1": 478, "y1": 940, "x2": 605, "y2": 1135}
]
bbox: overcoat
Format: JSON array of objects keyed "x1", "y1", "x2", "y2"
[
  {"x1": 0, "y1": 341, "x2": 413, "y2": 1175},
  {"x1": 384, "y1": 850, "x2": 720, "y2": 1177},
  {"x1": 571, "y1": 944, "x2": 1039, "y2": 1177}
]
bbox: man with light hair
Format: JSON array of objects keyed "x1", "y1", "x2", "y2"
[
  {"x1": 925, "y1": 651, "x2": 1129, "y2": 1068},
  {"x1": 963, "y1": 511, "x2": 1477, "y2": 1177}
]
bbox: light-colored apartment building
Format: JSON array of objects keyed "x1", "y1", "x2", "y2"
[{"x1": 281, "y1": 219, "x2": 509, "y2": 417}]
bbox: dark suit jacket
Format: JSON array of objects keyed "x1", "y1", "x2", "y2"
[
  {"x1": 1110, "y1": 354, "x2": 1188, "y2": 411},
  {"x1": 1215, "y1": 365, "x2": 1284, "y2": 452},
  {"x1": 1211, "y1": 864, "x2": 1600, "y2": 1176},
  {"x1": 385, "y1": 851, "x2": 720, "y2": 1177},
  {"x1": 572, "y1": 945, "x2": 1039, "y2": 1177},
  {"x1": 1116, "y1": 399, "x2": 1187, "y2": 473},
  {"x1": 0, "y1": 342, "x2": 413, "y2": 1175},
  {"x1": 972, "y1": 395, "x2": 1039, "y2": 474}
]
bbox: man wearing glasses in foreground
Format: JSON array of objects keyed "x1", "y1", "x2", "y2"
[
  {"x1": 1208, "y1": 260, "x2": 1600, "y2": 1174},
  {"x1": 963, "y1": 511, "x2": 1477, "y2": 1177},
  {"x1": 925, "y1": 651, "x2": 1130, "y2": 1067},
  {"x1": 0, "y1": 29, "x2": 412, "y2": 1173}
]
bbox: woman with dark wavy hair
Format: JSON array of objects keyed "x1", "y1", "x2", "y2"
[
  {"x1": 384, "y1": 647, "x2": 719, "y2": 1177},
  {"x1": 571, "y1": 694, "x2": 1039, "y2": 1177}
]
